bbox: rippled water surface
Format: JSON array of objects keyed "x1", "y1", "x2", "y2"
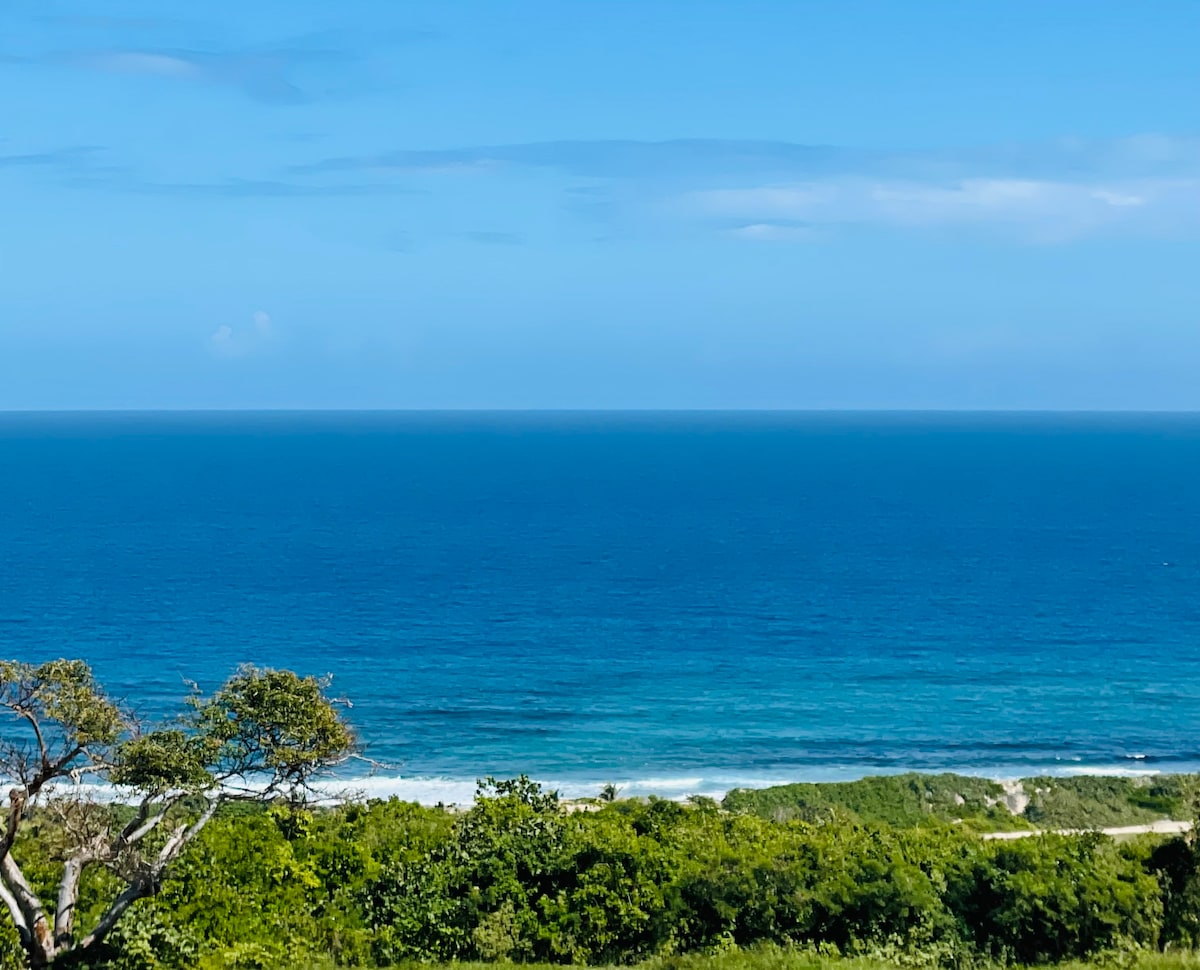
[{"x1": 3, "y1": 411, "x2": 1199, "y2": 800}]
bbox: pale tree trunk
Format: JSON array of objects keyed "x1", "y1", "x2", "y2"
[
  {"x1": 70, "y1": 797, "x2": 223, "y2": 960},
  {"x1": 76, "y1": 878, "x2": 152, "y2": 953},
  {"x1": 54, "y1": 856, "x2": 86, "y2": 947},
  {"x1": 0, "y1": 853, "x2": 55, "y2": 966},
  {"x1": 1, "y1": 796, "x2": 219, "y2": 967},
  {"x1": 0, "y1": 877, "x2": 33, "y2": 960}
]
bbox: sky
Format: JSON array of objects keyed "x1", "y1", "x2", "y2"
[{"x1": 1, "y1": 1, "x2": 1198, "y2": 410}]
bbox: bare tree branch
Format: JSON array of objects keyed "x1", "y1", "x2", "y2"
[
  {"x1": 75, "y1": 878, "x2": 147, "y2": 954},
  {"x1": 121, "y1": 807, "x2": 169, "y2": 847},
  {"x1": 54, "y1": 855, "x2": 91, "y2": 945},
  {"x1": 0, "y1": 661, "x2": 355, "y2": 966},
  {"x1": 0, "y1": 852, "x2": 52, "y2": 964},
  {"x1": 115, "y1": 793, "x2": 184, "y2": 850},
  {"x1": 76, "y1": 796, "x2": 223, "y2": 955},
  {"x1": 0, "y1": 875, "x2": 28, "y2": 944},
  {"x1": 14, "y1": 707, "x2": 49, "y2": 773},
  {"x1": 1, "y1": 788, "x2": 26, "y2": 861}
]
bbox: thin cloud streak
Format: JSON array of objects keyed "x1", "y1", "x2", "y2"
[
  {"x1": 288, "y1": 134, "x2": 1200, "y2": 240},
  {"x1": 727, "y1": 223, "x2": 816, "y2": 242},
  {"x1": 0, "y1": 146, "x2": 103, "y2": 170},
  {"x1": 38, "y1": 15, "x2": 189, "y2": 31},
  {"x1": 292, "y1": 139, "x2": 866, "y2": 180},
  {"x1": 92, "y1": 177, "x2": 422, "y2": 198},
  {"x1": 210, "y1": 310, "x2": 275, "y2": 358},
  {"x1": 293, "y1": 135, "x2": 1200, "y2": 182},
  {"x1": 57, "y1": 46, "x2": 354, "y2": 104},
  {"x1": 693, "y1": 177, "x2": 1200, "y2": 240}
]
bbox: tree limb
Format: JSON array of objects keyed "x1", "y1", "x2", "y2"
[
  {"x1": 0, "y1": 875, "x2": 28, "y2": 946},
  {"x1": 117, "y1": 795, "x2": 177, "y2": 848},
  {"x1": 14, "y1": 708, "x2": 49, "y2": 774},
  {"x1": 155, "y1": 796, "x2": 221, "y2": 872},
  {"x1": 0, "y1": 742, "x2": 89, "y2": 862},
  {"x1": 0, "y1": 852, "x2": 53, "y2": 965},
  {"x1": 54, "y1": 855, "x2": 90, "y2": 946},
  {"x1": 74, "y1": 877, "x2": 147, "y2": 954},
  {"x1": 75, "y1": 795, "x2": 223, "y2": 955},
  {"x1": 0, "y1": 787, "x2": 26, "y2": 861}
]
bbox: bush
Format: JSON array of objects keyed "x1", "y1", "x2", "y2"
[
  {"x1": 722, "y1": 774, "x2": 1023, "y2": 831},
  {"x1": 946, "y1": 834, "x2": 1162, "y2": 963},
  {"x1": 12, "y1": 778, "x2": 1200, "y2": 968}
]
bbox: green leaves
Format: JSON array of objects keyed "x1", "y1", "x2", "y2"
[
  {"x1": 0, "y1": 659, "x2": 358, "y2": 968},
  {"x1": 6, "y1": 776, "x2": 1189, "y2": 969},
  {"x1": 190, "y1": 667, "x2": 356, "y2": 791},
  {"x1": 947, "y1": 833, "x2": 1164, "y2": 963},
  {"x1": 0, "y1": 659, "x2": 123, "y2": 753},
  {"x1": 0, "y1": 662, "x2": 1188, "y2": 969},
  {"x1": 111, "y1": 731, "x2": 216, "y2": 794},
  {"x1": 0, "y1": 660, "x2": 355, "y2": 801},
  {"x1": 723, "y1": 774, "x2": 1021, "y2": 831}
]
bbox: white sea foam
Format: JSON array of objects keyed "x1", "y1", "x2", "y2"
[
  {"x1": 308, "y1": 763, "x2": 1189, "y2": 806},
  {"x1": 14, "y1": 762, "x2": 1194, "y2": 808}
]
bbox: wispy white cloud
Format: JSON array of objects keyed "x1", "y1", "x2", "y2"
[
  {"x1": 60, "y1": 47, "x2": 350, "y2": 104},
  {"x1": 727, "y1": 223, "x2": 815, "y2": 242},
  {"x1": 294, "y1": 134, "x2": 1200, "y2": 182},
  {"x1": 292, "y1": 140, "x2": 863, "y2": 179},
  {"x1": 1089, "y1": 188, "x2": 1145, "y2": 207},
  {"x1": 210, "y1": 311, "x2": 275, "y2": 358},
  {"x1": 691, "y1": 176, "x2": 1200, "y2": 241},
  {"x1": 89, "y1": 51, "x2": 202, "y2": 78},
  {"x1": 38, "y1": 15, "x2": 188, "y2": 32},
  {"x1": 90, "y1": 176, "x2": 419, "y2": 198},
  {"x1": 288, "y1": 133, "x2": 1200, "y2": 242}
]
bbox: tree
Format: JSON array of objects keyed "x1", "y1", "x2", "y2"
[{"x1": 0, "y1": 659, "x2": 355, "y2": 968}]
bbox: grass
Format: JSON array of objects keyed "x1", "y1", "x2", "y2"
[
  {"x1": 722, "y1": 773, "x2": 1199, "y2": 833},
  {"x1": 1023, "y1": 775, "x2": 1199, "y2": 830},
  {"x1": 722, "y1": 773, "x2": 1028, "y2": 830}
]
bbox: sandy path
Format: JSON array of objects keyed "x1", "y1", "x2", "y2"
[{"x1": 982, "y1": 819, "x2": 1192, "y2": 840}]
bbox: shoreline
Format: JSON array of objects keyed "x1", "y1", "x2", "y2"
[
  {"x1": 313, "y1": 762, "x2": 1192, "y2": 808},
  {"x1": 24, "y1": 767, "x2": 1200, "y2": 845}
]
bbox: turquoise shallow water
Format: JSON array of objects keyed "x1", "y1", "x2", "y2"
[{"x1": 2, "y1": 411, "x2": 1199, "y2": 802}]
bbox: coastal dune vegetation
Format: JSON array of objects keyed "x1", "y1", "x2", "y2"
[
  {"x1": 4, "y1": 661, "x2": 1200, "y2": 970},
  {"x1": 722, "y1": 773, "x2": 1200, "y2": 833}
]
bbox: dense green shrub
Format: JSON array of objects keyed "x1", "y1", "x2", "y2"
[
  {"x1": 723, "y1": 774, "x2": 1198, "y2": 834},
  {"x1": 945, "y1": 834, "x2": 1162, "y2": 963},
  {"x1": 1141, "y1": 834, "x2": 1200, "y2": 949},
  {"x1": 8, "y1": 778, "x2": 1200, "y2": 969},
  {"x1": 361, "y1": 779, "x2": 674, "y2": 964},
  {"x1": 1022, "y1": 778, "x2": 1166, "y2": 830},
  {"x1": 721, "y1": 774, "x2": 1018, "y2": 830}
]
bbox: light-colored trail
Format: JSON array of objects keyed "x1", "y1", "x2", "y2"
[{"x1": 982, "y1": 819, "x2": 1192, "y2": 840}]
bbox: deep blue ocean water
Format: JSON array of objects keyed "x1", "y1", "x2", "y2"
[{"x1": 2, "y1": 411, "x2": 1200, "y2": 802}]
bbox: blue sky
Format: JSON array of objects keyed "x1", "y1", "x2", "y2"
[{"x1": 2, "y1": 0, "x2": 1198, "y2": 409}]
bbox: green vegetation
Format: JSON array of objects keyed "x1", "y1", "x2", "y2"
[
  {"x1": 722, "y1": 774, "x2": 1026, "y2": 831},
  {"x1": 0, "y1": 660, "x2": 355, "y2": 968},
  {"x1": 723, "y1": 773, "x2": 1198, "y2": 833},
  {"x1": 309, "y1": 952, "x2": 1200, "y2": 970},
  {"x1": 1023, "y1": 776, "x2": 1199, "y2": 830},
  {"x1": 2, "y1": 778, "x2": 1198, "y2": 969},
  {"x1": 5, "y1": 659, "x2": 1200, "y2": 970}
]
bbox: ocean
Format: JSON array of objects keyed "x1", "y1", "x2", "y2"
[{"x1": 2, "y1": 411, "x2": 1199, "y2": 803}]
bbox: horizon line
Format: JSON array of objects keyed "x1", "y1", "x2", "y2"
[{"x1": 3, "y1": 407, "x2": 1200, "y2": 416}]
